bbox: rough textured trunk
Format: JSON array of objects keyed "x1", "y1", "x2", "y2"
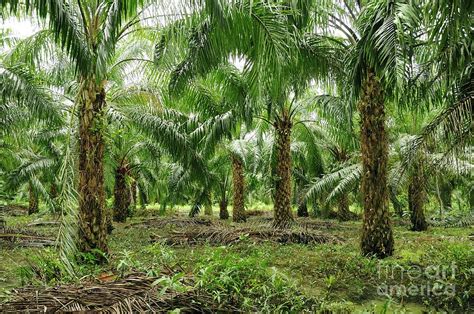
[
  {"x1": 78, "y1": 80, "x2": 108, "y2": 256},
  {"x1": 28, "y1": 184, "x2": 38, "y2": 215},
  {"x1": 295, "y1": 173, "x2": 308, "y2": 218},
  {"x1": 50, "y1": 183, "x2": 57, "y2": 199},
  {"x1": 231, "y1": 155, "x2": 246, "y2": 222},
  {"x1": 337, "y1": 194, "x2": 352, "y2": 221},
  {"x1": 49, "y1": 183, "x2": 59, "y2": 213},
  {"x1": 113, "y1": 164, "x2": 131, "y2": 223},
  {"x1": 131, "y1": 180, "x2": 137, "y2": 210},
  {"x1": 311, "y1": 202, "x2": 321, "y2": 217},
  {"x1": 440, "y1": 180, "x2": 453, "y2": 211},
  {"x1": 106, "y1": 207, "x2": 114, "y2": 235},
  {"x1": 408, "y1": 167, "x2": 428, "y2": 231},
  {"x1": 139, "y1": 187, "x2": 147, "y2": 210},
  {"x1": 297, "y1": 201, "x2": 308, "y2": 217},
  {"x1": 390, "y1": 191, "x2": 404, "y2": 217},
  {"x1": 359, "y1": 71, "x2": 394, "y2": 258},
  {"x1": 296, "y1": 187, "x2": 308, "y2": 217},
  {"x1": 204, "y1": 191, "x2": 212, "y2": 216},
  {"x1": 219, "y1": 198, "x2": 229, "y2": 220},
  {"x1": 273, "y1": 112, "x2": 294, "y2": 228},
  {"x1": 189, "y1": 203, "x2": 201, "y2": 218}
]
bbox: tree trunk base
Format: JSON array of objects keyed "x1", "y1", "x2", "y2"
[
  {"x1": 358, "y1": 70, "x2": 394, "y2": 259},
  {"x1": 232, "y1": 155, "x2": 246, "y2": 223},
  {"x1": 219, "y1": 199, "x2": 229, "y2": 220},
  {"x1": 297, "y1": 202, "x2": 309, "y2": 217},
  {"x1": 273, "y1": 112, "x2": 294, "y2": 229}
]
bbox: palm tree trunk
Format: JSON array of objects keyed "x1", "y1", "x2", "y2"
[
  {"x1": 359, "y1": 70, "x2": 394, "y2": 258},
  {"x1": 139, "y1": 186, "x2": 148, "y2": 210},
  {"x1": 231, "y1": 155, "x2": 246, "y2": 222},
  {"x1": 296, "y1": 187, "x2": 308, "y2": 217},
  {"x1": 408, "y1": 167, "x2": 427, "y2": 231},
  {"x1": 113, "y1": 164, "x2": 131, "y2": 222},
  {"x1": 204, "y1": 191, "x2": 212, "y2": 216},
  {"x1": 219, "y1": 198, "x2": 229, "y2": 219},
  {"x1": 440, "y1": 180, "x2": 453, "y2": 211},
  {"x1": 49, "y1": 183, "x2": 59, "y2": 213},
  {"x1": 204, "y1": 203, "x2": 212, "y2": 216},
  {"x1": 390, "y1": 191, "x2": 404, "y2": 217},
  {"x1": 337, "y1": 194, "x2": 352, "y2": 221},
  {"x1": 273, "y1": 112, "x2": 294, "y2": 228},
  {"x1": 50, "y1": 183, "x2": 57, "y2": 199},
  {"x1": 77, "y1": 80, "x2": 108, "y2": 256},
  {"x1": 28, "y1": 184, "x2": 38, "y2": 215},
  {"x1": 297, "y1": 201, "x2": 309, "y2": 217},
  {"x1": 295, "y1": 176, "x2": 308, "y2": 217},
  {"x1": 131, "y1": 180, "x2": 137, "y2": 210},
  {"x1": 189, "y1": 202, "x2": 201, "y2": 217}
]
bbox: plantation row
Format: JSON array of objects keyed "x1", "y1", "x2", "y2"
[{"x1": 0, "y1": 0, "x2": 472, "y2": 263}]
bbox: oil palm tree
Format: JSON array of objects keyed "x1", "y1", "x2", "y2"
[
  {"x1": 1, "y1": 0, "x2": 177, "y2": 257},
  {"x1": 167, "y1": 0, "x2": 344, "y2": 228},
  {"x1": 4, "y1": 128, "x2": 66, "y2": 214},
  {"x1": 106, "y1": 124, "x2": 162, "y2": 222},
  {"x1": 301, "y1": 92, "x2": 359, "y2": 221},
  {"x1": 345, "y1": 0, "x2": 425, "y2": 257}
]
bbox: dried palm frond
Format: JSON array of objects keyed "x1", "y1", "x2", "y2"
[{"x1": 158, "y1": 225, "x2": 341, "y2": 246}]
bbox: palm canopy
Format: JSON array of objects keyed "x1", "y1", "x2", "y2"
[{"x1": 1, "y1": 0, "x2": 153, "y2": 78}]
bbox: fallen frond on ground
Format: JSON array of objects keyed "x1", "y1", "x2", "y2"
[
  {"x1": 156, "y1": 225, "x2": 342, "y2": 246},
  {"x1": 296, "y1": 218, "x2": 344, "y2": 230},
  {"x1": 0, "y1": 204, "x2": 28, "y2": 216},
  {"x1": 127, "y1": 216, "x2": 215, "y2": 229},
  {"x1": 245, "y1": 210, "x2": 270, "y2": 217},
  {"x1": 244, "y1": 216, "x2": 350, "y2": 231},
  {"x1": 27, "y1": 220, "x2": 60, "y2": 227},
  {"x1": 428, "y1": 213, "x2": 474, "y2": 228},
  {"x1": 0, "y1": 227, "x2": 54, "y2": 247},
  {"x1": 1, "y1": 273, "x2": 238, "y2": 313}
]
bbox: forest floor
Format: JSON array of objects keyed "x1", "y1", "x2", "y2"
[{"x1": 0, "y1": 205, "x2": 472, "y2": 312}]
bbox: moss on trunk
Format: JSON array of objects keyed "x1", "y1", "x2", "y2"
[
  {"x1": 359, "y1": 70, "x2": 394, "y2": 258},
  {"x1": 273, "y1": 111, "x2": 294, "y2": 229},
  {"x1": 77, "y1": 79, "x2": 108, "y2": 257},
  {"x1": 232, "y1": 155, "x2": 246, "y2": 222}
]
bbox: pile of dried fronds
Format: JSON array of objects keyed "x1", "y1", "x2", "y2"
[
  {"x1": 245, "y1": 216, "x2": 274, "y2": 224},
  {"x1": 156, "y1": 225, "x2": 341, "y2": 246},
  {"x1": 390, "y1": 217, "x2": 412, "y2": 227},
  {"x1": 27, "y1": 220, "x2": 60, "y2": 227},
  {"x1": 127, "y1": 216, "x2": 216, "y2": 229},
  {"x1": 245, "y1": 210, "x2": 270, "y2": 217},
  {"x1": 428, "y1": 213, "x2": 474, "y2": 228},
  {"x1": 242, "y1": 216, "x2": 349, "y2": 231},
  {"x1": 0, "y1": 204, "x2": 28, "y2": 216},
  {"x1": 1, "y1": 273, "x2": 238, "y2": 313},
  {"x1": 0, "y1": 227, "x2": 54, "y2": 248},
  {"x1": 296, "y1": 218, "x2": 348, "y2": 230}
]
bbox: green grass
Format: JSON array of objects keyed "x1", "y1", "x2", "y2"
[{"x1": 1, "y1": 207, "x2": 472, "y2": 312}]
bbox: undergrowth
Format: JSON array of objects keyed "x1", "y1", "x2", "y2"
[
  {"x1": 194, "y1": 248, "x2": 314, "y2": 312},
  {"x1": 2, "y1": 214, "x2": 472, "y2": 312}
]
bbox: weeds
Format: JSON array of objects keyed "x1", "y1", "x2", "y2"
[{"x1": 194, "y1": 248, "x2": 314, "y2": 312}]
